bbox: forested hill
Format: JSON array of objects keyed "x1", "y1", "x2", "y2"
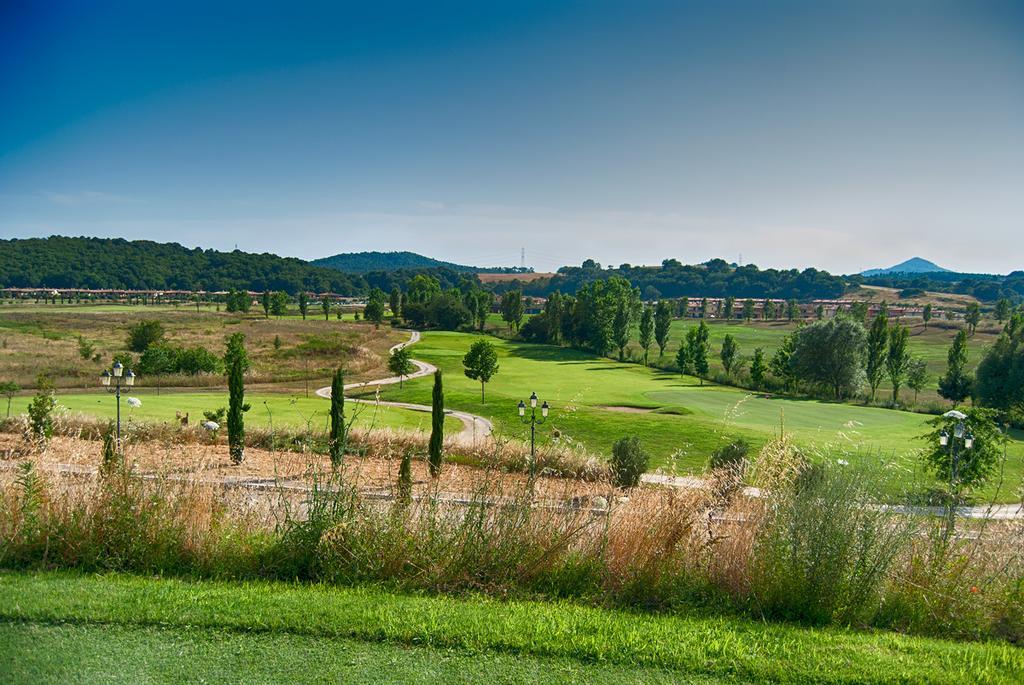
[
  {"x1": 0, "y1": 236, "x2": 366, "y2": 295},
  {"x1": 313, "y1": 250, "x2": 523, "y2": 274},
  {"x1": 500, "y1": 259, "x2": 850, "y2": 301}
]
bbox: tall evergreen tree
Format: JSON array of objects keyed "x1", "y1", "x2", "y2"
[
  {"x1": 723, "y1": 296, "x2": 735, "y2": 320},
  {"x1": 689, "y1": 321, "x2": 710, "y2": 384},
  {"x1": 965, "y1": 302, "x2": 982, "y2": 335},
  {"x1": 750, "y1": 348, "x2": 767, "y2": 390},
  {"x1": 329, "y1": 367, "x2": 345, "y2": 467},
  {"x1": 321, "y1": 295, "x2": 331, "y2": 320},
  {"x1": 678, "y1": 296, "x2": 689, "y2": 318},
  {"x1": 390, "y1": 286, "x2": 402, "y2": 321},
  {"x1": 298, "y1": 291, "x2": 309, "y2": 319},
  {"x1": 922, "y1": 303, "x2": 932, "y2": 329},
  {"x1": 261, "y1": 290, "x2": 271, "y2": 319},
  {"x1": 743, "y1": 298, "x2": 755, "y2": 322},
  {"x1": 886, "y1": 325, "x2": 911, "y2": 404},
  {"x1": 638, "y1": 305, "x2": 654, "y2": 366},
  {"x1": 720, "y1": 333, "x2": 739, "y2": 377},
  {"x1": 428, "y1": 370, "x2": 444, "y2": 477},
  {"x1": 786, "y1": 299, "x2": 799, "y2": 322},
  {"x1": 938, "y1": 329, "x2": 973, "y2": 406},
  {"x1": 224, "y1": 333, "x2": 250, "y2": 464},
  {"x1": 865, "y1": 312, "x2": 889, "y2": 401},
  {"x1": 654, "y1": 300, "x2": 672, "y2": 357}
]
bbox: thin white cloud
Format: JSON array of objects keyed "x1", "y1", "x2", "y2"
[{"x1": 42, "y1": 190, "x2": 139, "y2": 206}]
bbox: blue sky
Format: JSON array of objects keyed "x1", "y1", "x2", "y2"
[{"x1": 1, "y1": 1, "x2": 1022, "y2": 274}]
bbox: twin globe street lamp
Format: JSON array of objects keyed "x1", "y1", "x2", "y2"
[
  {"x1": 518, "y1": 392, "x2": 549, "y2": 479},
  {"x1": 101, "y1": 361, "x2": 136, "y2": 447}
]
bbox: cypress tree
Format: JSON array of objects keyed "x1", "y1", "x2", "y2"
[
  {"x1": 398, "y1": 450, "x2": 413, "y2": 505},
  {"x1": 329, "y1": 367, "x2": 345, "y2": 467},
  {"x1": 428, "y1": 370, "x2": 444, "y2": 477},
  {"x1": 224, "y1": 333, "x2": 249, "y2": 464}
]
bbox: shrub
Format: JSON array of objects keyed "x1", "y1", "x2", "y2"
[
  {"x1": 126, "y1": 320, "x2": 166, "y2": 353},
  {"x1": 610, "y1": 436, "x2": 649, "y2": 488},
  {"x1": 26, "y1": 376, "x2": 57, "y2": 445},
  {"x1": 709, "y1": 438, "x2": 750, "y2": 471}
]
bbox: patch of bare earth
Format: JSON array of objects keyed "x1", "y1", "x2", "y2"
[{"x1": 600, "y1": 405, "x2": 656, "y2": 413}]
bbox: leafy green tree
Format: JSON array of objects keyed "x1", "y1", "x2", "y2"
[
  {"x1": 270, "y1": 291, "x2": 289, "y2": 317},
  {"x1": 742, "y1": 298, "x2": 755, "y2": 322},
  {"x1": 363, "y1": 291, "x2": 386, "y2": 326},
  {"x1": 224, "y1": 333, "x2": 250, "y2": 464},
  {"x1": 654, "y1": 300, "x2": 672, "y2": 357},
  {"x1": 329, "y1": 367, "x2": 345, "y2": 468},
  {"x1": 770, "y1": 332, "x2": 798, "y2": 392},
  {"x1": 938, "y1": 329, "x2": 973, "y2": 406},
  {"x1": 886, "y1": 324, "x2": 911, "y2": 404},
  {"x1": 390, "y1": 287, "x2": 402, "y2": 321},
  {"x1": 638, "y1": 305, "x2": 654, "y2": 366},
  {"x1": 262, "y1": 290, "x2": 271, "y2": 319},
  {"x1": 815, "y1": 303, "x2": 825, "y2": 320},
  {"x1": 677, "y1": 296, "x2": 689, "y2": 318},
  {"x1": 27, "y1": 375, "x2": 56, "y2": 444},
  {"x1": 321, "y1": 296, "x2": 331, "y2": 320},
  {"x1": 792, "y1": 316, "x2": 867, "y2": 400},
  {"x1": 723, "y1": 296, "x2": 735, "y2": 320},
  {"x1": 922, "y1": 303, "x2": 932, "y2": 329},
  {"x1": 906, "y1": 357, "x2": 930, "y2": 403},
  {"x1": 501, "y1": 290, "x2": 525, "y2": 332},
  {"x1": 975, "y1": 313, "x2": 1024, "y2": 415},
  {"x1": 700, "y1": 298, "x2": 709, "y2": 319},
  {"x1": 675, "y1": 336, "x2": 691, "y2": 376},
  {"x1": 865, "y1": 313, "x2": 889, "y2": 401},
  {"x1": 994, "y1": 298, "x2": 1012, "y2": 324},
  {"x1": 474, "y1": 290, "x2": 495, "y2": 332},
  {"x1": 922, "y1": 408, "x2": 1004, "y2": 503},
  {"x1": 687, "y1": 321, "x2": 710, "y2": 384},
  {"x1": 407, "y1": 274, "x2": 442, "y2": 304},
  {"x1": 428, "y1": 370, "x2": 444, "y2": 477},
  {"x1": 848, "y1": 301, "x2": 868, "y2": 323},
  {"x1": 543, "y1": 291, "x2": 562, "y2": 342},
  {"x1": 462, "y1": 339, "x2": 499, "y2": 402},
  {"x1": 612, "y1": 298, "x2": 635, "y2": 362},
  {"x1": 126, "y1": 320, "x2": 165, "y2": 353},
  {"x1": 786, "y1": 299, "x2": 799, "y2": 322},
  {"x1": 720, "y1": 333, "x2": 739, "y2": 377},
  {"x1": 750, "y1": 348, "x2": 767, "y2": 390},
  {"x1": 298, "y1": 291, "x2": 309, "y2": 319},
  {"x1": 225, "y1": 289, "x2": 251, "y2": 313},
  {"x1": 388, "y1": 346, "x2": 414, "y2": 388},
  {"x1": 77, "y1": 335, "x2": 96, "y2": 360},
  {"x1": 965, "y1": 302, "x2": 981, "y2": 335},
  {"x1": 763, "y1": 299, "x2": 777, "y2": 320},
  {"x1": 1, "y1": 381, "x2": 19, "y2": 418}
]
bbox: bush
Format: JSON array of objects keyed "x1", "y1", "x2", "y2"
[
  {"x1": 709, "y1": 438, "x2": 749, "y2": 471},
  {"x1": 610, "y1": 436, "x2": 649, "y2": 488},
  {"x1": 126, "y1": 320, "x2": 166, "y2": 353},
  {"x1": 138, "y1": 344, "x2": 221, "y2": 375}
]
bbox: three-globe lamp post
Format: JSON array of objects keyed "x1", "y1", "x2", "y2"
[
  {"x1": 101, "y1": 361, "x2": 136, "y2": 448},
  {"x1": 939, "y1": 409, "x2": 973, "y2": 540},
  {"x1": 518, "y1": 392, "x2": 549, "y2": 480}
]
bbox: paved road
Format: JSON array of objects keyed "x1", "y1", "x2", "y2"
[{"x1": 315, "y1": 330, "x2": 493, "y2": 440}]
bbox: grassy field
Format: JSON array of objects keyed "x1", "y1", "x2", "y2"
[
  {"x1": 1, "y1": 571, "x2": 1020, "y2": 684},
  {"x1": 0, "y1": 303, "x2": 402, "y2": 389},
  {"x1": 7, "y1": 389, "x2": 462, "y2": 435},
  {"x1": 367, "y1": 331, "x2": 1024, "y2": 499}
]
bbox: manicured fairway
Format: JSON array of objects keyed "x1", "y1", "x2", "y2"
[
  {"x1": 1, "y1": 572, "x2": 1020, "y2": 684},
  {"x1": 367, "y1": 331, "x2": 1024, "y2": 498},
  {"x1": 8, "y1": 391, "x2": 463, "y2": 435}
]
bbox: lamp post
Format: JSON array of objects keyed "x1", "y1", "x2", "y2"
[
  {"x1": 101, "y1": 361, "x2": 136, "y2": 448},
  {"x1": 518, "y1": 392, "x2": 549, "y2": 480},
  {"x1": 939, "y1": 409, "x2": 973, "y2": 541}
]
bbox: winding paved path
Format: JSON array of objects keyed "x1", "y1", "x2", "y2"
[{"x1": 314, "y1": 330, "x2": 493, "y2": 441}]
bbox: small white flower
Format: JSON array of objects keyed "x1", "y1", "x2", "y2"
[
  {"x1": 126, "y1": 397, "x2": 142, "y2": 408},
  {"x1": 837, "y1": 459, "x2": 849, "y2": 467},
  {"x1": 202, "y1": 420, "x2": 220, "y2": 431}
]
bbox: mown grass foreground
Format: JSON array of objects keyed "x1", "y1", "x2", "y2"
[{"x1": 1, "y1": 571, "x2": 1021, "y2": 685}]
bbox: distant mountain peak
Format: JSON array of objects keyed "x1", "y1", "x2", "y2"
[{"x1": 861, "y1": 257, "x2": 950, "y2": 277}]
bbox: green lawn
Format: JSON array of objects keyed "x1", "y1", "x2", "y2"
[
  {"x1": 1, "y1": 571, "x2": 1020, "y2": 684},
  {"x1": 366, "y1": 331, "x2": 1024, "y2": 499},
  {"x1": 8, "y1": 390, "x2": 463, "y2": 435}
]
